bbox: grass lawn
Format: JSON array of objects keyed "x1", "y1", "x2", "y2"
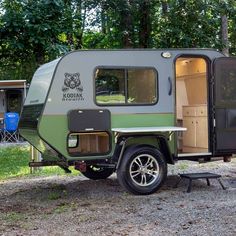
[
  {"x1": 97, "y1": 94, "x2": 125, "y2": 103},
  {"x1": 0, "y1": 145, "x2": 77, "y2": 181}
]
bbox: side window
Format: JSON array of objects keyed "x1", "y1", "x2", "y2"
[
  {"x1": 95, "y1": 69, "x2": 125, "y2": 104},
  {"x1": 127, "y1": 69, "x2": 157, "y2": 104},
  {"x1": 95, "y1": 67, "x2": 157, "y2": 105}
]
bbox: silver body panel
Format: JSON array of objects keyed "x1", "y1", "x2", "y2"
[{"x1": 26, "y1": 49, "x2": 223, "y2": 116}]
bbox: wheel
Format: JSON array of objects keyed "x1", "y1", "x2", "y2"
[
  {"x1": 81, "y1": 165, "x2": 114, "y2": 180},
  {"x1": 117, "y1": 145, "x2": 167, "y2": 195}
]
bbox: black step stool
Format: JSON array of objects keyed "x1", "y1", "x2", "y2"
[{"x1": 175, "y1": 172, "x2": 226, "y2": 193}]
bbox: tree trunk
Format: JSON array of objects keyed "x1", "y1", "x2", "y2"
[
  {"x1": 139, "y1": 0, "x2": 150, "y2": 48},
  {"x1": 64, "y1": 0, "x2": 74, "y2": 49},
  {"x1": 101, "y1": 2, "x2": 107, "y2": 34},
  {"x1": 75, "y1": 3, "x2": 86, "y2": 49},
  {"x1": 161, "y1": 0, "x2": 168, "y2": 14},
  {"x1": 119, "y1": 0, "x2": 133, "y2": 48},
  {"x1": 221, "y1": 14, "x2": 229, "y2": 56},
  {"x1": 34, "y1": 44, "x2": 45, "y2": 66}
]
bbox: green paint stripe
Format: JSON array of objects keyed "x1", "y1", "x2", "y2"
[
  {"x1": 34, "y1": 113, "x2": 175, "y2": 160},
  {"x1": 111, "y1": 113, "x2": 174, "y2": 128}
]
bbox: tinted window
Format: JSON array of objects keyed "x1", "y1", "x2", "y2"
[
  {"x1": 95, "y1": 68, "x2": 157, "y2": 105},
  {"x1": 95, "y1": 69, "x2": 125, "y2": 104}
]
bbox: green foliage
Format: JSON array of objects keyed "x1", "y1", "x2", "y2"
[
  {"x1": 1, "y1": 0, "x2": 236, "y2": 82},
  {"x1": 0, "y1": 0, "x2": 70, "y2": 81},
  {"x1": 2, "y1": 212, "x2": 25, "y2": 223},
  {"x1": 153, "y1": 0, "x2": 221, "y2": 48},
  {"x1": 0, "y1": 145, "x2": 77, "y2": 180},
  {"x1": 48, "y1": 191, "x2": 63, "y2": 200},
  {"x1": 97, "y1": 94, "x2": 125, "y2": 103},
  {"x1": 0, "y1": 146, "x2": 30, "y2": 179}
]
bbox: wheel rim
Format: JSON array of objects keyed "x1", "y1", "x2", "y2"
[{"x1": 129, "y1": 154, "x2": 160, "y2": 187}]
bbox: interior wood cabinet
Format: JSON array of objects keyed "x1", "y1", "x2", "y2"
[
  {"x1": 68, "y1": 132, "x2": 110, "y2": 155},
  {"x1": 182, "y1": 105, "x2": 208, "y2": 153}
]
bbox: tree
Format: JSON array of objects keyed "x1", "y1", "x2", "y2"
[
  {"x1": 138, "y1": 0, "x2": 151, "y2": 48},
  {"x1": 0, "y1": 0, "x2": 86, "y2": 81},
  {"x1": 1, "y1": 0, "x2": 236, "y2": 82}
]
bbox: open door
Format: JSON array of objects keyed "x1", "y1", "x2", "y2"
[
  {"x1": 213, "y1": 57, "x2": 236, "y2": 154},
  {"x1": 176, "y1": 56, "x2": 209, "y2": 155}
]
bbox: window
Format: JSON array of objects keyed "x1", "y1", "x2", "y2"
[{"x1": 95, "y1": 68, "x2": 157, "y2": 105}]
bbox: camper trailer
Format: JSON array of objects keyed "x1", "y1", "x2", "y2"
[{"x1": 19, "y1": 49, "x2": 236, "y2": 194}]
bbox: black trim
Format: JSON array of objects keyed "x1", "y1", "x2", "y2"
[
  {"x1": 67, "y1": 109, "x2": 111, "y2": 132},
  {"x1": 93, "y1": 66, "x2": 159, "y2": 106},
  {"x1": 168, "y1": 76, "x2": 172, "y2": 96},
  {"x1": 51, "y1": 48, "x2": 224, "y2": 55},
  {"x1": 174, "y1": 54, "x2": 212, "y2": 155},
  {"x1": 177, "y1": 154, "x2": 233, "y2": 162},
  {"x1": 19, "y1": 104, "x2": 44, "y2": 129}
]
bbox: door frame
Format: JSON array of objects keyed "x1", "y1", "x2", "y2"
[{"x1": 174, "y1": 54, "x2": 212, "y2": 156}]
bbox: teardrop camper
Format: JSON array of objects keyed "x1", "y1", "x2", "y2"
[{"x1": 19, "y1": 49, "x2": 236, "y2": 194}]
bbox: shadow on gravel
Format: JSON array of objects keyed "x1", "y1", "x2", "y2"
[
  {"x1": 2, "y1": 175, "x2": 182, "y2": 199},
  {"x1": 0, "y1": 174, "x2": 232, "y2": 216},
  {"x1": 227, "y1": 178, "x2": 236, "y2": 188},
  {"x1": 1, "y1": 174, "x2": 227, "y2": 201},
  {"x1": 0, "y1": 175, "x2": 180, "y2": 210},
  {"x1": 0, "y1": 173, "x2": 235, "y2": 236},
  {"x1": 1, "y1": 160, "x2": 235, "y2": 235},
  {"x1": 0, "y1": 177, "x2": 123, "y2": 216}
]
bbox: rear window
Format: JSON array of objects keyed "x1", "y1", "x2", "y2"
[
  {"x1": 95, "y1": 67, "x2": 158, "y2": 105},
  {"x1": 24, "y1": 58, "x2": 60, "y2": 106}
]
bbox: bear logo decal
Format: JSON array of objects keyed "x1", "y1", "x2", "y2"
[{"x1": 62, "y1": 73, "x2": 83, "y2": 92}]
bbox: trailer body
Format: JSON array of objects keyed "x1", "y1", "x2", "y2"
[{"x1": 19, "y1": 49, "x2": 236, "y2": 194}]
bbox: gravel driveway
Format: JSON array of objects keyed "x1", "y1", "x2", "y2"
[{"x1": 0, "y1": 159, "x2": 236, "y2": 236}]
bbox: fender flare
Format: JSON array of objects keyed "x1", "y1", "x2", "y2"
[{"x1": 112, "y1": 134, "x2": 174, "y2": 169}]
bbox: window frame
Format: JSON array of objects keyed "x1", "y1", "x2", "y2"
[{"x1": 94, "y1": 66, "x2": 159, "y2": 106}]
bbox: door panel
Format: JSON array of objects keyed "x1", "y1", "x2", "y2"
[
  {"x1": 196, "y1": 117, "x2": 208, "y2": 148},
  {"x1": 183, "y1": 118, "x2": 196, "y2": 147},
  {"x1": 213, "y1": 57, "x2": 236, "y2": 154}
]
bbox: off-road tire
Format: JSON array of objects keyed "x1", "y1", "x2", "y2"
[{"x1": 117, "y1": 145, "x2": 167, "y2": 195}]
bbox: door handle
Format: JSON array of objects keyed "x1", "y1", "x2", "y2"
[{"x1": 168, "y1": 77, "x2": 172, "y2": 96}]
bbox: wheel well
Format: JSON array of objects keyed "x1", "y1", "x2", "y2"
[
  {"x1": 157, "y1": 136, "x2": 174, "y2": 164},
  {"x1": 112, "y1": 134, "x2": 174, "y2": 166}
]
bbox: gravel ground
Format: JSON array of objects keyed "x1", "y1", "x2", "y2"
[{"x1": 0, "y1": 159, "x2": 236, "y2": 236}]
